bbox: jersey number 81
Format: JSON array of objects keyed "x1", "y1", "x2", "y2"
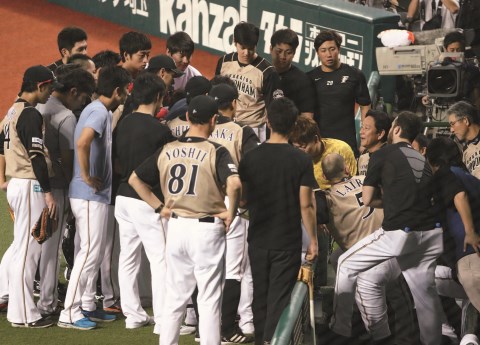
[{"x1": 167, "y1": 163, "x2": 199, "y2": 196}]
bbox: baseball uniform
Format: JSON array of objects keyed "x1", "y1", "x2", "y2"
[
  {"x1": 0, "y1": 99, "x2": 54, "y2": 325},
  {"x1": 135, "y1": 132, "x2": 238, "y2": 345},
  {"x1": 462, "y1": 132, "x2": 480, "y2": 179},
  {"x1": 330, "y1": 142, "x2": 443, "y2": 345},
  {"x1": 215, "y1": 53, "x2": 282, "y2": 142}
]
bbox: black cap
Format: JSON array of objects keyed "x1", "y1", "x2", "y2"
[
  {"x1": 147, "y1": 55, "x2": 184, "y2": 77},
  {"x1": 23, "y1": 65, "x2": 63, "y2": 88},
  {"x1": 188, "y1": 95, "x2": 218, "y2": 123},
  {"x1": 185, "y1": 76, "x2": 211, "y2": 103},
  {"x1": 209, "y1": 84, "x2": 238, "y2": 105}
]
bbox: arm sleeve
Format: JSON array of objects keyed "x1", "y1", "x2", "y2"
[
  {"x1": 363, "y1": 151, "x2": 383, "y2": 188},
  {"x1": 241, "y1": 126, "x2": 260, "y2": 157},
  {"x1": 262, "y1": 68, "x2": 282, "y2": 108},
  {"x1": 16, "y1": 108, "x2": 51, "y2": 192},
  {"x1": 355, "y1": 69, "x2": 372, "y2": 106},
  {"x1": 83, "y1": 108, "x2": 108, "y2": 137},
  {"x1": 215, "y1": 57, "x2": 223, "y2": 76},
  {"x1": 215, "y1": 146, "x2": 239, "y2": 185},
  {"x1": 300, "y1": 154, "x2": 317, "y2": 188},
  {"x1": 134, "y1": 148, "x2": 162, "y2": 187},
  {"x1": 58, "y1": 115, "x2": 77, "y2": 150}
]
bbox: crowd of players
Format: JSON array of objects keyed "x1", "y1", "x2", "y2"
[{"x1": 0, "y1": 18, "x2": 479, "y2": 345}]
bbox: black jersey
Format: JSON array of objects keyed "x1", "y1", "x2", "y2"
[{"x1": 308, "y1": 63, "x2": 371, "y2": 154}]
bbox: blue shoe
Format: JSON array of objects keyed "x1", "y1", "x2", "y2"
[
  {"x1": 82, "y1": 309, "x2": 116, "y2": 322},
  {"x1": 58, "y1": 317, "x2": 96, "y2": 330}
]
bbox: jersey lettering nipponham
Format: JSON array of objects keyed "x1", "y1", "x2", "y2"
[
  {"x1": 158, "y1": 139, "x2": 226, "y2": 218},
  {"x1": 463, "y1": 141, "x2": 480, "y2": 179},
  {"x1": 220, "y1": 53, "x2": 273, "y2": 127},
  {"x1": 326, "y1": 175, "x2": 383, "y2": 250},
  {"x1": 1, "y1": 102, "x2": 53, "y2": 179}
]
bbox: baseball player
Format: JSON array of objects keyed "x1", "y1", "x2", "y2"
[
  {"x1": 48, "y1": 27, "x2": 88, "y2": 73},
  {"x1": 129, "y1": 95, "x2": 242, "y2": 345},
  {"x1": 58, "y1": 66, "x2": 131, "y2": 330},
  {"x1": 166, "y1": 31, "x2": 202, "y2": 92},
  {"x1": 239, "y1": 97, "x2": 317, "y2": 345},
  {"x1": 208, "y1": 83, "x2": 259, "y2": 343},
  {"x1": 36, "y1": 65, "x2": 96, "y2": 317},
  {"x1": 215, "y1": 22, "x2": 283, "y2": 142},
  {"x1": 119, "y1": 31, "x2": 151, "y2": 79},
  {"x1": 330, "y1": 112, "x2": 444, "y2": 345},
  {"x1": 447, "y1": 101, "x2": 480, "y2": 179},
  {"x1": 0, "y1": 65, "x2": 60, "y2": 327},
  {"x1": 113, "y1": 72, "x2": 174, "y2": 331},
  {"x1": 321, "y1": 153, "x2": 403, "y2": 343}
]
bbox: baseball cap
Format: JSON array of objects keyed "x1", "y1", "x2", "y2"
[
  {"x1": 188, "y1": 95, "x2": 218, "y2": 123},
  {"x1": 147, "y1": 55, "x2": 184, "y2": 77},
  {"x1": 185, "y1": 76, "x2": 212, "y2": 103},
  {"x1": 209, "y1": 83, "x2": 238, "y2": 105},
  {"x1": 23, "y1": 65, "x2": 63, "y2": 88}
]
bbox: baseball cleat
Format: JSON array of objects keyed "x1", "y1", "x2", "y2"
[
  {"x1": 12, "y1": 316, "x2": 53, "y2": 328},
  {"x1": 58, "y1": 317, "x2": 96, "y2": 330}
]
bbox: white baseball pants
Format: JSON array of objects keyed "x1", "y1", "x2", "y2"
[
  {"x1": 6, "y1": 178, "x2": 45, "y2": 323},
  {"x1": 0, "y1": 245, "x2": 13, "y2": 304},
  {"x1": 115, "y1": 196, "x2": 167, "y2": 329},
  {"x1": 37, "y1": 188, "x2": 69, "y2": 314},
  {"x1": 59, "y1": 198, "x2": 108, "y2": 323},
  {"x1": 161, "y1": 216, "x2": 226, "y2": 345},
  {"x1": 330, "y1": 227, "x2": 444, "y2": 345}
]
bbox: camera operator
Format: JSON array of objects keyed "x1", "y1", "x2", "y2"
[{"x1": 422, "y1": 31, "x2": 480, "y2": 111}]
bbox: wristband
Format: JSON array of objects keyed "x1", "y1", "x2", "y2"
[{"x1": 154, "y1": 204, "x2": 164, "y2": 214}]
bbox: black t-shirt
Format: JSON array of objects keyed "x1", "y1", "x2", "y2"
[
  {"x1": 113, "y1": 112, "x2": 174, "y2": 201},
  {"x1": 239, "y1": 143, "x2": 316, "y2": 251},
  {"x1": 279, "y1": 65, "x2": 315, "y2": 114},
  {"x1": 364, "y1": 142, "x2": 438, "y2": 231},
  {"x1": 307, "y1": 63, "x2": 371, "y2": 155}
]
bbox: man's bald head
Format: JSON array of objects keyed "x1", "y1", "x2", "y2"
[{"x1": 322, "y1": 153, "x2": 346, "y2": 181}]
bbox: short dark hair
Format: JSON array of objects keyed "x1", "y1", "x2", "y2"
[
  {"x1": 447, "y1": 101, "x2": 479, "y2": 125},
  {"x1": 57, "y1": 26, "x2": 87, "y2": 53},
  {"x1": 443, "y1": 31, "x2": 465, "y2": 50},
  {"x1": 96, "y1": 66, "x2": 132, "y2": 98},
  {"x1": 270, "y1": 29, "x2": 299, "y2": 50},
  {"x1": 210, "y1": 75, "x2": 237, "y2": 110},
  {"x1": 413, "y1": 133, "x2": 430, "y2": 151},
  {"x1": 56, "y1": 66, "x2": 96, "y2": 96},
  {"x1": 67, "y1": 54, "x2": 93, "y2": 70},
  {"x1": 234, "y1": 22, "x2": 259, "y2": 47},
  {"x1": 267, "y1": 97, "x2": 299, "y2": 136},
  {"x1": 131, "y1": 72, "x2": 166, "y2": 106},
  {"x1": 314, "y1": 30, "x2": 342, "y2": 51},
  {"x1": 290, "y1": 114, "x2": 321, "y2": 145},
  {"x1": 394, "y1": 111, "x2": 424, "y2": 143},
  {"x1": 365, "y1": 109, "x2": 392, "y2": 143},
  {"x1": 119, "y1": 31, "x2": 152, "y2": 62},
  {"x1": 92, "y1": 50, "x2": 121, "y2": 69},
  {"x1": 426, "y1": 137, "x2": 463, "y2": 168},
  {"x1": 167, "y1": 32, "x2": 195, "y2": 57}
]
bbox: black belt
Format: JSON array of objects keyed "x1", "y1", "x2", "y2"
[{"x1": 171, "y1": 213, "x2": 215, "y2": 223}]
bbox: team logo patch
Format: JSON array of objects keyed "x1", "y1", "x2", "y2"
[
  {"x1": 341, "y1": 76, "x2": 349, "y2": 83},
  {"x1": 272, "y1": 89, "x2": 284, "y2": 99},
  {"x1": 228, "y1": 163, "x2": 238, "y2": 173},
  {"x1": 32, "y1": 137, "x2": 43, "y2": 145}
]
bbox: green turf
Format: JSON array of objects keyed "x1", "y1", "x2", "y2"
[{"x1": 0, "y1": 192, "x2": 197, "y2": 345}]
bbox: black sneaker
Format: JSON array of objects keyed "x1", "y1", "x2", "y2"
[
  {"x1": 221, "y1": 328, "x2": 254, "y2": 344},
  {"x1": 194, "y1": 328, "x2": 200, "y2": 342},
  {"x1": 12, "y1": 316, "x2": 53, "y2": 328}
]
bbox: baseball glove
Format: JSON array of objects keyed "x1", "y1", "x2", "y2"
[{"x1": 31, "y1": 208, "x2": 57, "y2": 244}]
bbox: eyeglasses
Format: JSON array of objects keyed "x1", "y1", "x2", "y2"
[{"x1": 449, "y1": 117, "x2": 465, "y2": 127}]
